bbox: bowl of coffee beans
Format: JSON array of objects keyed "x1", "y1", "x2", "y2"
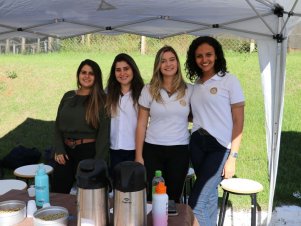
[{"x1": 33, "y1": 206, "x2": 68, "y2": 226}]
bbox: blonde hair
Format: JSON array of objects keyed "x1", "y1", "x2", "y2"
[{"x1": 150, "y1": 46, "x2": 186, "y2": 103}]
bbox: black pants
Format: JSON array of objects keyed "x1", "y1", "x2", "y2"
[
  {"x1": 52, "y1": 142, "x2": 96, "y2": 194},
  {"x1": 143, "y1": 142, "x2": 189, "y2": 203},
  {"x1": 109, "y1": 149, "x2": 135, "y2": 178}
]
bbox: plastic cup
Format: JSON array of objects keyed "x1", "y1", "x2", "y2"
[
  {"x1": 27, "y1": 200, "x2": 37, "y2": 217},
  {"x1": 27, "y1": 185, "x2": 35, "y2": 197}
]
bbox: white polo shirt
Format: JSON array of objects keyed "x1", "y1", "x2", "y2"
[
  {"x1": 139, "y1": 83, "x2": 193, "y2": 145},
  {"x1": 110, "y1": 91, "x2": 137, "y2": 150},
  {"x1": 191, "y1": 72, "x2": 244, "y2": 149}
]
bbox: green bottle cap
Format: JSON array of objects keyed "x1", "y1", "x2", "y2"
[{"x1": 155, "y1": 170, "x2": 162, "y2": 177}]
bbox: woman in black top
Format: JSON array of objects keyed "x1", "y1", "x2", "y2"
[{"x1": 52, "y1": 59, "x2": 109, "y2": 193}]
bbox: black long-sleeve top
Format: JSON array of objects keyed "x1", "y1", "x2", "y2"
[{"x1": 54, "y1": 90, "x2": 109, "y2": 160}]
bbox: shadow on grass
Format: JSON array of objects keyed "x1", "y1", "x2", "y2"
[
  {"x1": 274, "y1": 131, "x2": 301, "y2": 207},
  {"x1": 217, "y1": 196, "x2": 263, "y2": 223},
  {"x1": 0, "y1": 117, "x2": 54, "y2": 178}
]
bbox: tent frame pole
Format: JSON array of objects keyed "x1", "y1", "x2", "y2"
[{"x1": 267, "y1": 13, "x2": 287, "y2": 225}]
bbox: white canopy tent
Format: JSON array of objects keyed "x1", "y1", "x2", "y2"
[{"x1": 1, "y1": 0, "x2": 300, "y2": 224}]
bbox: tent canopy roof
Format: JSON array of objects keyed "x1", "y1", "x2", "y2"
[
  {"x1": 0, "y1": 0, "x2": 300, "y2": 41},
  {"x1": 1, "y1": 0, "x2": 301, "y2": 224}
]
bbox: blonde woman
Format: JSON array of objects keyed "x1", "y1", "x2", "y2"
[{"x1": 135, "y1": 46, "x2": 192, "y2": 202}]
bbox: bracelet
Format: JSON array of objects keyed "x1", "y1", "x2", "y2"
[{"x1": 230, "y1": 152, "x2": 238, "y2": 158}]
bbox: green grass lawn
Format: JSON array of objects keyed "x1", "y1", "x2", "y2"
[{"x1": 0, "y1": 50, "x2": 301, "y2": 210}]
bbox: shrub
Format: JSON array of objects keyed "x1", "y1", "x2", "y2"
[{"x1": 6, "y1": 71, "x2": 18, "y2": 79}]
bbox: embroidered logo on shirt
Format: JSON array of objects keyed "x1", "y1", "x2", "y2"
[
  {"x1": 210, "y1": 87, "x2": 218, "y2": 94},
  {"x1": 179, "y1": 99, "x2": 186, "y2": 106}
]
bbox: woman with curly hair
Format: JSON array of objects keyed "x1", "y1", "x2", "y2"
[{"x1": 185, "y1": 36, "x2": 245, "y2": 226}]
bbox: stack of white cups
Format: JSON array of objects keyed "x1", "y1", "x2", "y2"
[{"x1": 27, "y1": 200, "x2": 37, "y2": 218}]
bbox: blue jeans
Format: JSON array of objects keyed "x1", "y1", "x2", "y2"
[{"x1": 188, "y1": 130, "x2": 229, "y2": 226}]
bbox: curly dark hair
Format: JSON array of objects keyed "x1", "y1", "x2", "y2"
[{"x1": 185, "y1": 36, "x2": 227, "y2": 82}]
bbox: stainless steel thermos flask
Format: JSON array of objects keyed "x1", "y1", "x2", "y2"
[
  {"x1": 113, "y1": 161, "x2": 147, "y2": 226},
  {"x1": 76, "y1": 159, "x2": 110, "y2": 226}
]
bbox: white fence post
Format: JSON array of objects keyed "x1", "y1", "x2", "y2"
[
  {"x1": 140, "y1": 36, "x2": 146, "y2": 55},
  {"x1": 5, "y1": 39, "x2": 10, "y2": 53}
]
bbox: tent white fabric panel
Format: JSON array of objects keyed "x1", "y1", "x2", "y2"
[
  {"x1": 257, "y1": 37, "x2": 288, "y2": 224},
  {"x1": 1, "y1": 0, "x2": 301, "y2": 225},
  {"x1": 0, "y1": 0, "x2": 300, "y2": 40}
]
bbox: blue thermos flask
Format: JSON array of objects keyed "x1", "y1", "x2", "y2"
[{"x1": 35, "y1": 163, "x2": 50, "y2": 207}]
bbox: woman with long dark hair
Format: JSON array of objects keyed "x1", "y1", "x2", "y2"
[
  {"x1": 106, "y1": 53, "x2": 144, "y2": 172},
  {"x1": 52, "y1": 59, "x2": 109, "y2": 193}
]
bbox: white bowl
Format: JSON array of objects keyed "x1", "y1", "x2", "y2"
[
  {"x1": 33, "y1": 206, "x2": 68, "y2": 226},
  {"x1": 0, "y1": 200, "x2": 26, "y2": 225}
]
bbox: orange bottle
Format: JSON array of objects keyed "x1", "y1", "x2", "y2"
[{"x1": 152, "y1": 182, "x2": 168, "y2": 226}]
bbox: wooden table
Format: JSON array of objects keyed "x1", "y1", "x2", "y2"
[
  {"x1": 14, "y1": 164, "x2": 53, "y2": 184},
  {"x1": 0, "y1": 179, "x2": 27, "y2": 195},
  {"x1": 0, "y1": 190, "x2": 199, "y2": 226}
]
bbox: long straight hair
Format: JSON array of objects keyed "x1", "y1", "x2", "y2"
[
  {"x1": 76, "y1": 59, "x2": 106, "y2": 128},
  {"x1": 106, "y1": 53, "x2": 144, "y2": 116},
  {"x1": 150, "y1": 45, "x2": 186, "y2": 103}
]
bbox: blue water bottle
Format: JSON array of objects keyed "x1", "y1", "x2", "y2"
[{"x1": 35, "y1": 164, "x2": 49, "y2": 207}]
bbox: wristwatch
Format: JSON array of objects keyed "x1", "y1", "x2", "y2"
[{"x1": 230, "y1": 152, "x2": 238, "y2": 158}]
